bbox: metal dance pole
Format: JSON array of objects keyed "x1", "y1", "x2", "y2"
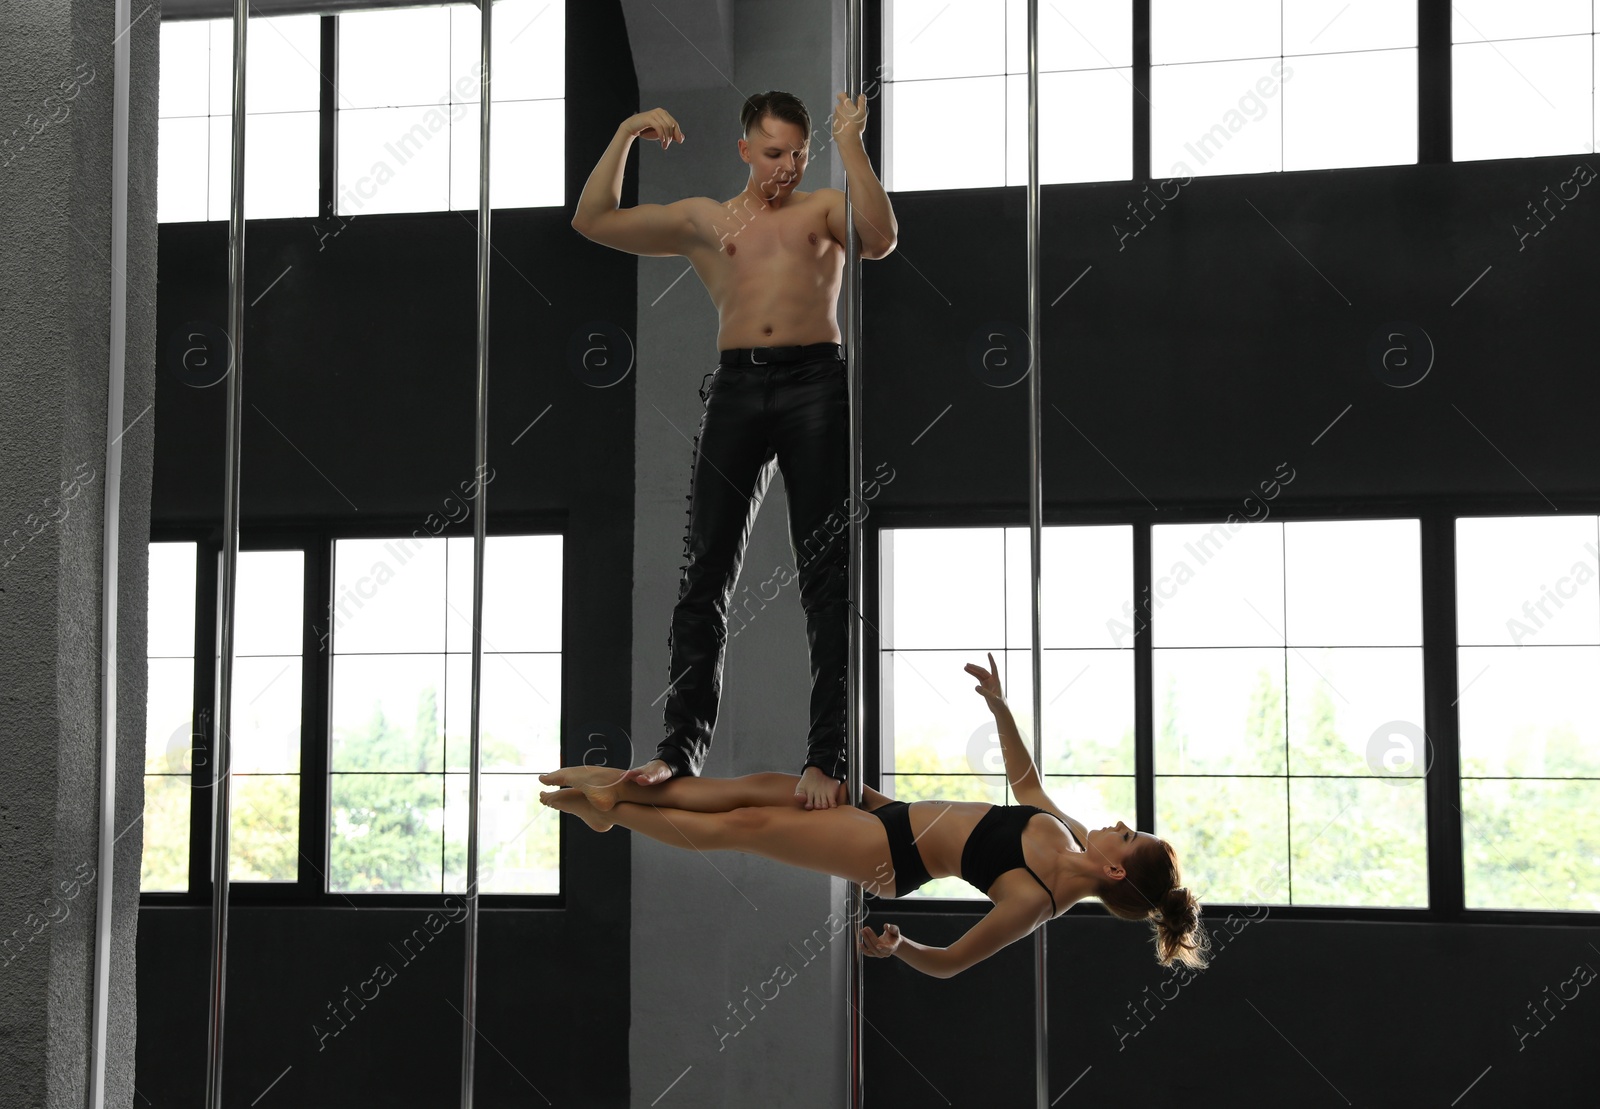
[
  {"x1": 205, "y1": 1, "x2": 250, "y2": 1105},
  {"x1": 89, "y1": 1, "x2": 134, "y2": 1104},
  {"x1": 458, "y1": 0, "x2": 493, "y2": 1105},
  {"x1": 843, "y1": 0, "x2": 866, "y2": 1105},
  {"x1": 1025, "y1": 1, "x2": 1049, "y2": 1107}
]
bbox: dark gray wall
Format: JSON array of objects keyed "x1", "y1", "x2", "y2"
[{"x1": 0, "y1": 1, "x2": 159, "y2": 1107}]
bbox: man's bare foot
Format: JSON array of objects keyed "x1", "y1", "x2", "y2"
[
  {"x1": 620, "y1": 758, "x2": 674, "y2": 787},
  {"x1": 539, "y1": 787, "x2": 613, "y2": 832},
  {"x1": 538, "y1": 765, "x2": 625, "y2": 811},
  {"x1": 796, "y1": 766, "x2": 845, "y2": 810}
]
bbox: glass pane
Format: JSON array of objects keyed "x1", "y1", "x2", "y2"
[
  {"x1": 1455, "y1": 516, "x2": 1600, "y2": 647},
  {"x1": 157, "y1": 116, "x2": 210, "y2": 223},
  {"x1": 450, "y1": 0, "x2": 567, "y2": 102},
  {"x1": 1150, "y1": 58, "x2": 1288, "y2": 178},
  {"x1": 1154, "y1": 647, "x2": 1286, "y2": 775},
  {"x1": 1462, "y1": 778, "x2": 1600, "y2": 911},
  {"x1": 229, "y1": 773, "x2": 299, "y2": 882},
  {"x1": 330, "y1": 654, "x2": 447, "y2": 772},
  {"x1": 1037, "y1": 525, "x2": 1133, "y2": 649},
  {"x1": 1283, "y1": 49, "x2": 1417, "y2": 171},
  {"x1": 444, "y1": 773, "x2": 559, "y2": 894},
  {"x1": 886, "y1": 0, "x2": 1007, "y2": 81},
  {"x1": 1289, "y1": 778, "x2": 1427, "y2": 907},
  {"x1": 1457, "y1": 646, "x2": 1600, "y2": 777},
  {"x1": 885, "y1": 76, "x2": 1007, "y2": 192},
  {"x1": 230, "y1": 655, "x2": 302, "y2": 773},
  {"x1": 880, "y1": 774, "x2": 1007, "y2": 899},
  {"x1": 1150, "y1": 522, "x2": 1284, "y2": 647},
  {"x1": 337, "y1": 6, "x2": 452, "y2": 109},
  {"x1": 1452, "y1": 1, "x2": 1592, "y2": 43},
  {"x1": 448, "y1": 99, "x2": 565, "y2": 211},
  {"x1": 1285, "y1": 519, "x2": 1421, "y2": 647},
  {"x1": 236, "y1": 549, "x2": 303, "y2": 655},
  {"x1": 207, "y1": 111, "x2": 320, "y2": 220},
  {"x1": 148, "y1": 542, "x2": 197, "y2": 656},
  {"x1": 1043, "y1": 774, "x2": 1137, "y2": 831},
  {"x1": 1155, "y1": 775, "x2": 1288, "y2": 903},
  {"x1": 1453, "y1": 38, "x2": 1594, "y2": 162},
  {"x1": 140, "y1": 775, "x2": 191, "y2": 892},
  {"x1": 1286, "y1": 648, "x2": 1426, "y2": 778},
  {"x1": 147, "y1": 657, "x2": 196, "y2": 773},
  {"x1": 208, "y1": 21, "x2": 234, "y2": 117},
  {"x1": 1151, "y1": 0, "x2": 1280, "y2": 65},
  {"x1": 334, "y1": 104, "x2": 455, "y2": 216},
  {"x1": 1005, "y1": 0, "x2": 1133, "y2": 71},
  {"x1": 159, "y1": 20, "x2": 212, "y2": 117},
  {"x1": 1283, "y1": 0, "x2": 1416, "y2": 55},
  {"x1": 445, "y1": 535, "x2": 563, "y2": 653},
  {"x1": 331, "y1": 536, "x2": 447, "y2": 654},
  {"x1": 444, "y1": 652, "x2": 561, "y2": 772},
  {"x1": 329, "y1": 772, "x2": 446, "y2": 892},
  {"x1": 883, "y1": 528, "x2": 1006, "y2": 649},
  {"x1": 882, "y1": 650, "x2": 994, "y2": 774},
  {"x1": 243, "y1": 14, "x2": 323, "y2": 114},
  {"x1": 1003, "y1": 68, "x2": 1133, "y2": 187},
  {"x1": 997, "y1": 649, "x2": 1135, "y2": 774}
]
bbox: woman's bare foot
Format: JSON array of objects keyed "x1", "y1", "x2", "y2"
[
  {"x1": 538, "y1": 765, "x2": 626, "y2": 811},
  {"x1": 539, "y1": 787, "x2": 613, "y2": 832}
]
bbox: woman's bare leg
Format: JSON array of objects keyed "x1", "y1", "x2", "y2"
[
  {"x1": 539, "y1": 767, "x2": 817, "y2": 813},
  {"x1": 539, "y1": 787, "x2": 896, "y2": 890}
]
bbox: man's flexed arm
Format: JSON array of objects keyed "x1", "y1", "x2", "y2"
[
  {"x1": 571, "y1": 109, "x2": 696, "y2": 257},
  {"x1": 828, "y1": 92, "x2": 897, "y2": 259}
]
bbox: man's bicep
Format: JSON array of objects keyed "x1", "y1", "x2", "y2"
[{"x1": 575, "y1": 199, "x2": 697, "y2": 257}]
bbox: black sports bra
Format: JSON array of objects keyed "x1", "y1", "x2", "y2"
[{"x1": 959, "y1": 805, "x2": 1081, "y2": 917}]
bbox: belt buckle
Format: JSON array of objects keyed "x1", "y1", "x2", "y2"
[{"x1": 749, "y1": 346, "x2": 769, "y2": 366}]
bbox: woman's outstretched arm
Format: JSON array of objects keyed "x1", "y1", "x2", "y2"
[
  {"x1": 969, "y1": 654, "x2": 1092, "y2": 847},
  {"x1": 862, "y1": 895, "x2": 1042, "y2": 979}
]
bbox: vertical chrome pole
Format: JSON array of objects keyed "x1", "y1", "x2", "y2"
[
  {"x1": 205, "y1": 2, "x2": 249, "y2": 1106},
  {"x1": 844, "y1": 0, "x2": 866, "y2": 1106},
  {"x1": 1025, "y1": 1, "x2": 1048, "y2": 1107},
  {"x1": 89, "y1": 1, "x2": 133, "y2": 1104},
  {"x1": 458, "y1": 1, "x2": 493, "y2": 1106}
]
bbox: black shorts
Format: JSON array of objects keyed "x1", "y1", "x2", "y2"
[{"x1": 866, "y1": 800, "x2": 934, "y2": 898}]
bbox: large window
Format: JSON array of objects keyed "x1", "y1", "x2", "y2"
[
  {"x1": 879, "y1": 517, "x2": 1443, "y2": 913},
  {"x1": 156, "y1": 1, "x2": 565, "y2": 222},
  {"x1": 1452, "y1": 1, "x2": 1597, "y2": 161},
  {"x1": 883, "y1": 0, "x2": 1133, "y2": 191},
  {"x1": 880, "y1": 525, "x2": 1135, "y2": 898},
  {"x1": 157, "y1": 15, "x2": 322, "y2": 222},
  {"x1": 1455, "y1": 516, "x2": 1600, "y2": 912},
  {"x1": 138, "y1": 532, "x2": 563, "y2": 899},
  {"x1": 1151, "y1": 519, "x2": 1427, "y2": 908},
  {"x1": 1150, "y1": 0, "x2": 1416, "y2": 177}
]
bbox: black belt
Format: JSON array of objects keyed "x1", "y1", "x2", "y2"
[{"x1": 718, "y1": 341, "x2": 843, "y2": 367}]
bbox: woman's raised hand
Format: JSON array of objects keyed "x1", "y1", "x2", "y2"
[
  {"x1": 964, "y1": 652, "x2": 1004, "y2": 704},
  {"x1": 857, "y1": 923, "x2": 901, "y2": 958}
]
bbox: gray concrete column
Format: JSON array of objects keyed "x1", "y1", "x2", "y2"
[
  {"x1": 0, "y1": 2, "x2": 158, "y2": 1106},
  {"x1": 628, "y1": 1, "x2": 850, "y2": 1105}
]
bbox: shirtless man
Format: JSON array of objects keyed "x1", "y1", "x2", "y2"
[{"x1": 570, "y1": 90, "x2": 897, "y2": 809}]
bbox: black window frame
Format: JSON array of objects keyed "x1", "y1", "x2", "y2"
[
  {"x1": 867, "y1": 493, "x2": 1600, "y2": 927},
  {"x1": 140, "y1": 514, "x2": 567, "y2": 912}
]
